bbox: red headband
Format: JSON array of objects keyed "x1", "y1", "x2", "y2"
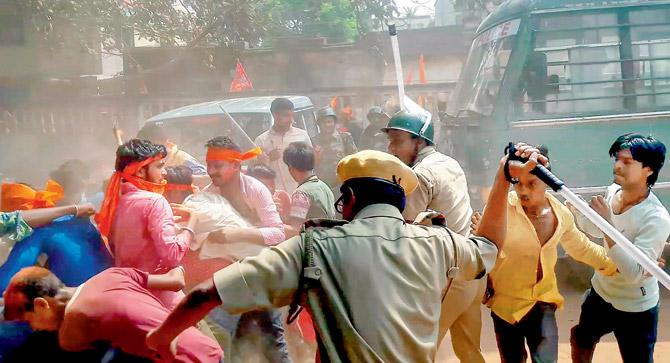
[
  {"x1": 206, "y1": 146, "x2": 262, "y2": 163},
  {"x1": 95, "y1": 154, "x2": 165, "y2": 255},
  {"x1": 165, "y1": 183, "x2": 196, "y2": 192}
]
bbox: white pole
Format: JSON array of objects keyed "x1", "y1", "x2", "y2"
[
  {"x1": 388, "y1": 24, "x2": 405, "y2": 110},
  {"x1": 218, "y1": 105, "x2": 256, "y2": 147},
  {"x1": 559, "y1": 187, "x2": 670, "y2": 290}
]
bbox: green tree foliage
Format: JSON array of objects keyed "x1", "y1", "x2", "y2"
[
  {"x1": 18, "y1": 0, "x2": 269, "y2": 53},
  {"x1": 17, "y1": 0, "x2": 397, "y2": 54},
  {"x1": 267, "y1": 0, "x2": 396, "y2": 42}
]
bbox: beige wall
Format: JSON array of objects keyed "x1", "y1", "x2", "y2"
[{"x1": 0, "y1": 17, "x2": 101, "y2": 78}]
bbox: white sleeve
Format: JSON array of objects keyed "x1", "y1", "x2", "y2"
[{"x1": 608, "y1": 212, "x2": 670, "y2": 284}]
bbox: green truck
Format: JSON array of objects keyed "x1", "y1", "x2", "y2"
[{"x1": 444, "y1": 0, "x2": 670, "y2": 207}]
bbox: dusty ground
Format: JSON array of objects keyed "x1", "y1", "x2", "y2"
[{"x1": 436, "y1": 289, "x2": 670, "y2": 362}]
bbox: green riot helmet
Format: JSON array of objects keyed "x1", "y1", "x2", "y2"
[
  {"x1": 382, "y1": 110, "x2": 434, "y2": 144},
  {"x1": 317, "y1": 106, "x2": 337, "y2": 123},
  {"x1": 366, "y1": 106, "x2": 388, "y2": 121}
]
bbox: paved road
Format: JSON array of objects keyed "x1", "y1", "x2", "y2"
[{"x1": 436, "y1": 288, "x2": 670, "y2": 362}]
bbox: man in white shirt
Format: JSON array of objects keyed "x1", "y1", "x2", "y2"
[
  {"x1": 571, "y1": 133, "x2": 670, "y2": 363},
  {"x1": 255, "y1": 98, "x2": 312, "y2": 194}
]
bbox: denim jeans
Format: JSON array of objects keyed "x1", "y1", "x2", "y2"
[
  {"x1": 491, "y1": 302, "x2": 558, "y2": 363},
  {"x1": 208, "y1": 307, "x2": 291, "y2": 363},
  {"x1": 570, "y1": 288, "x2": 658, "y2": 363},
  {"x1": 0, "y1": 321, "x2": 33, "y2": 361}
]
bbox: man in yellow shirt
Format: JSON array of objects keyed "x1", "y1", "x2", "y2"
[{"x1": 474, "y1": 145, "x2": 616, "y2": 363}]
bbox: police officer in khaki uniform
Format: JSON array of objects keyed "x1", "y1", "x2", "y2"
[
  {"x1": 358, "y1": 106, "x2": 390, "y2": 152},
  {"x1": 384, "y1": 111, "x2": 486, "y2": 363},
  {"x1": 313, "y1": 106, "x2": 358, "y2": 189},
  {"x1": 147, "y1": 150, "x2": 503, "y2": 362}
]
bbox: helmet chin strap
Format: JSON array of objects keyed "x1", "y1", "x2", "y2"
[
  {"x1": 410, "y1": 140, "x2": 424, "y2": 166},
  {"x1": 418, "y1": 116, "x2": 431, "y2": 138}
]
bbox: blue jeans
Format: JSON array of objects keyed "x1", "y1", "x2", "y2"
[
  {"x1": 492, "y1": 302, "x2": 558, "y2": 363},
  {"x1": 0, "y1": 216, "x2": 111, "y2": 293},
  {"x1": 0, "y1": 321, "x2": 33, "y2": 361},
  {"x1": 208, "y1": 307, "x2": 291, "y2": 363},
  {"x1": 570, "y1": 288, "x2": 658, "y2": 363}
]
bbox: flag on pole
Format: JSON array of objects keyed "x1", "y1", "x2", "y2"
[
  {"x1": 329, "y1": 96, "x2": 338, "y2": 109},
  {"x1": 405, "y1": 69, "x2": 414, "y2": 86},
  {"x1": 138, "y1": 78, "x2": 148, "y2": 95},
  {"x1": 230, "y1": 59, "x2": 253, "y2": 92},
  {"x1": 418, "y1": 54, "x2": 427, "y2": 107},
  {"x1": 419, "y1": 54, "x2": 426, "y2": 84}
]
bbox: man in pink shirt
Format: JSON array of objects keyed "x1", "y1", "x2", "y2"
[
  {"x1": 202, "y1": 136, "x2": 290, "y2": 363},
  {"x1": 96, "y1": 139, "x2": 197, "y2": 308},
  {"x1": 3, "y1": 266, "x2": 222, "y2": 363}
]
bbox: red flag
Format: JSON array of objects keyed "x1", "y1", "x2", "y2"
[
  {"x1": 419, "y1": 54, "x2": 426, "y2": 84},
  {"x1": 138, "y1": 78, "x2": 148, "y2": 95},
  {"x1": 230, "y1": 59, "x2": 253, "y2": 92},
  {"x1": 329, "y1": 96, "x2": 338, "y2": 109},
  {"x1": 405, "y1": 69, "x2": 413, "y2": 86}
]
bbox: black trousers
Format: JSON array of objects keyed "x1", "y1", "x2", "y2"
[
  {"x1": 570, "y1": 288, "x2": 658, "y2": 363},
  {"x1": 492, "y1": 302, "x2": 558, "y2": 363}
]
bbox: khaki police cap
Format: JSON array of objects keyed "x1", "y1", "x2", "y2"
[{"x1": 336, "y1": 150, "x2": 418, "y2": 195}]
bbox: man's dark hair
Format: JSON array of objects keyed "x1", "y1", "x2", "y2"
[
  {"x1": 341, "y1": 178, "x2": 406, "y2": 216},
  {"x1": 115, "y1": 139, "x2": 167, "y2": 172},
  {"x1": 247, "y1": 164, "x2": 277, "y2": 180},
  {"x1": 536, "y1": 144, "x2": 551, "y2": 171},
  {"x1": 283, "y1": 142, "x2": 314, "y2": 171},
  {"x1": 270, "y1": 98, "x2": 294, "y2": 114},
  {"x1": 166, "y1": 166, "x2": 193, "y2": 185},
  {"x1": 609, "y1": 133, "x2": 666, "y2": 186},
  {"x1": 205, "y1": 136, "x2": 241, "y2": 152},
  {"x1": 50, "y1": 159, "x2": 91, "y2": 190},
  {"x1": 4, "y1": 267, "x2": 64, "y2": 321},
  {"x1": 137, "y1": 123, "x2": 168, "y2": 144}
]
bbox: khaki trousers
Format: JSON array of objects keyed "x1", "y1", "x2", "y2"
[{"x1": 437, "y1": 278, "x2": 487, "y2": 363}]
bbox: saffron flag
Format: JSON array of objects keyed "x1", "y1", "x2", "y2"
[
  {"x1": 418, "y1": 54, "x2": 427, "y2": 107},
  {"x1": 419, "y1": 54, "x2": 426, "y2": 84},
  {"x1": 405, "y1": 69, "x2": 413, "y2": 86},
  {"x1": 230, "y1": 59, "x2": 253, "y2": 92}
]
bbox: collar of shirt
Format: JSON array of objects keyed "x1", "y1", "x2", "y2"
[
  {"x1": 205, "y1": 174, "x2": 253, "y2": 205},
  {"x1": 507, "y1": 191, "x2": 564, "y2": 230},
  {"x1": 121, "y1": 181, "x2": 140, "y2": 194},
  {"x1": 316, "y1": 130, "x2": 339, "y2": 141},
  {"x1": 64, "y1": 284, "x2": 85, "y2": 316},
  {"x1": 298, "y1": 174, "x2": 319, "y2": 187},
  {"x1": 508, "y1": 191, "x2": 560, "y2": 210},
  {"x1": 413, "y1": 146, "x2": 437, "y2": 166},
  {"x1": 238, "y1": 173, "x2": 251, "y2": 196},
  {"x1": 269, "y1": 126, "x2": 301, "y2": 137},
  {"x1": 353, "y1": 203, "x2": 405, "y2": 223}
]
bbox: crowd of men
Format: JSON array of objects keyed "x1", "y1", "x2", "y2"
[{"x1": 0, "y1": 96, "x2": 668, "y2": 363}]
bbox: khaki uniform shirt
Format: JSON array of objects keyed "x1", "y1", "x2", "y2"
[
  {"x1": 401, "y1": 146, "x2": 480, "y2": 347},
  {"x1": 213, "y1": 203, "x2": 497, "y2": 363},
  {"x1": 313, "y1": 131, "x2": 357, "y2": 188},
  {"x1": 403, "y1": 146, "x2": 473, "y2": 236},
  {"x1": 289, "y1": 175, "x2": 336, "y2": 221},
  {"x1": 358, "y1": 125, "x2": 388, "y2": 152}
]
